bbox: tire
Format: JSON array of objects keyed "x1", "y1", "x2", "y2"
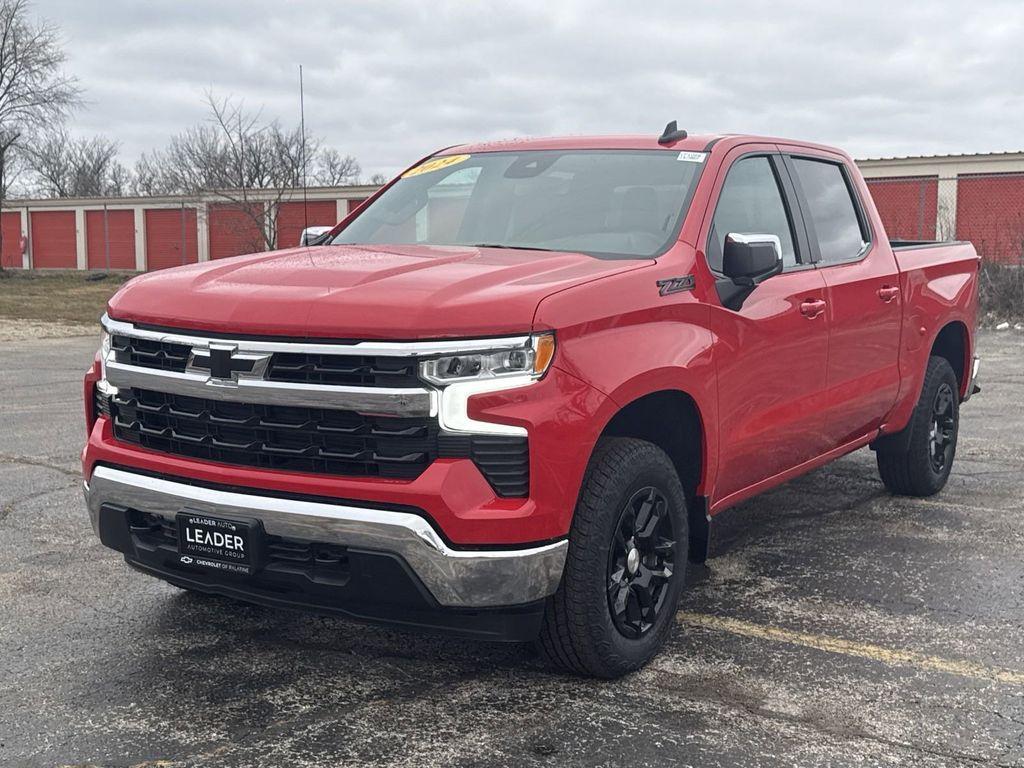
[
  {"x1": 537, "y1": 437, "x2": 689, "y2": 678},
  {"x1": 876, "y1": 356, "x2": 960, "y2": 496}
]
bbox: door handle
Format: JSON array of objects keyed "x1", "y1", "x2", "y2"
[
  {"x1": 799, "y1": 298, "x2": 826, "y2": 319},
  {"x1": 877, "y1": 285, "x2": 900, "y2": 303}
]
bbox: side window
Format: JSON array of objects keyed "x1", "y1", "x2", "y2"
[
  {"x1": 790, "y1": 158, "x2": 867, "y2": 263},
  {"x1": 708, "y1": 156, "x2": 798, "y2": 272}
]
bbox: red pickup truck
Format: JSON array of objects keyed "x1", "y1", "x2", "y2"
[{"x1": 83, "y1": 127, "x2": 980, "y2": 677}]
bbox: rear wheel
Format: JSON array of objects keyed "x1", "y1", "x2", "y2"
[
  {"x1": 537, "y1": 437, "x2": 688, "y2": 678},
  {"x1": 877, "y1": 356, "x2": 960, "y2": 496}
]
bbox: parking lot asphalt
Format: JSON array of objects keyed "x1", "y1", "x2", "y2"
[{"x1": 1, "y1": 330, "x2": 1023, "y2": 768}]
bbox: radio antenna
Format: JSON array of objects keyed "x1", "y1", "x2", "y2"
[{"x1": 299, "y1": 64, "x2": 309, "y2": 236}]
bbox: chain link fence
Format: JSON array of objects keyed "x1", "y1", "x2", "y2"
[{"x1": 865, "y1": 173, "x2": 1024, "y2": 321}]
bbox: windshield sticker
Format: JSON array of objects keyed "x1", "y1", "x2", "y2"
[
  {"x1": 403, "y1": 154, "x2": 472, "y2": 178},
  {"x1": 677, "y1": 151, "x2": 707, "y2": 163}
]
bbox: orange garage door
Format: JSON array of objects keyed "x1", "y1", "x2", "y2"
[
  {"x1": 276, "y1": 200, "x2": 338, "y2": 248},
  {"x1": 31, "y1": 210, "x2": 78, "y2": 268},
  {"x1": 209, "y1": 203, "x2": 265, "y2": 259},
  {"x1": 86, "y1": 209, "x2": 136, "y2": 270},
  {"x1": 145, "y1": 208, "x2": 198, "y2": 271},
  {"x1": 1, "y1": 211, "x2": 22, "y2": 268}
]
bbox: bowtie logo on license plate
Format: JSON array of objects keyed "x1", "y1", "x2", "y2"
[{"x1": 187, "y1": 344, "x2": 271, "y2": 383}]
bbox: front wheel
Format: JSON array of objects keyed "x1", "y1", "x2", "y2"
[
  {"x1": 876, "y1": 356, "x2": 960, "y2": 496},
  {"x1": 537, "y1": 437, "x2": 689, "y2": 678}
]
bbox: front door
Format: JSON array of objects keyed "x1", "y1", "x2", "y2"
[{"x1": 704, "y1": 151, "x2": 832, "y2": 503}]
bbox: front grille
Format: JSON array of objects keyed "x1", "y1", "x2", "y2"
[
  {"x1": 267, "y1": 353, "x2": 420, "y2": 387},
  {"x1": 112, "y1": 388, "x2": 436, "y2": 479},
  {"x1": 111, "y1": 334, "x2": 422, "y2": 387},
  {"x1": 112, "y1": 335, "x2": 190, "y2": 372},
  {"x1": 109, "y1": 387, "x2": 530, "y2": 495}
]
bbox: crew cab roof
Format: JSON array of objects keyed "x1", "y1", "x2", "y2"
[{"x1": 441, "y1": 133, "x2": 848, "y2": 157}]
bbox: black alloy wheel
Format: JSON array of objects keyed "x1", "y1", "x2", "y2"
[
  {"x1": 606, "y1": 486, "x2": 676, "y2": 639},
  {"x1": 929, "y1": 382, "x2": 956, "y2": 474}
]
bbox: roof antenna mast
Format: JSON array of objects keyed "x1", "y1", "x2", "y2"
[
  {"x1": 658, "y1": 120, "x2": 688, "y2": 145},
  {"x1": 299, "y1": 64, "x2": 309, "y2": 236}
]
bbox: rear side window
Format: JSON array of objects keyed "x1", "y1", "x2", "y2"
[
  {"x1": 707, "y1": 156, "x2": 798, "y2": 272},
  {"x1": 790, "y1": 158, "x2": 866, "y2": 263}
]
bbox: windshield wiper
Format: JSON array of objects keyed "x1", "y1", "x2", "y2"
[{"x1": 471, "y1": 243, "x2": 557, "y2": 252}]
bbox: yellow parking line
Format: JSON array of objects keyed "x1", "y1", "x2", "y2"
[{"x1": 677, "y1": 611, "x2": 1024, "y2": 686}]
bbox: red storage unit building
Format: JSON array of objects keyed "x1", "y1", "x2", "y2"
[
  {"x1": 30, "y1": 210, "x2": 77, "y2": 269},
  {"x1": 145, "y1": 208, "x2": 198, "y2": 271},
  {"x1": 1, "y1": 211, "x2": 22, "y2": 268},
  {"x1": 859, "y1": 151, "x2": 1024, "y2": 264},
  {"x1": 276, "y1": 200, "x2": 338, "y2": 249},
  {"x1": 209, "y1": 203, "x2": 265, "y2": 260},
  {"x1": 86, "y1": 209, "x2": 136, "y2": 270}
]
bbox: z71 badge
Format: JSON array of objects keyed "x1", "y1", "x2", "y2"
[{"x1": 656, "y1": 275, "x2": 696, "y2": 296}]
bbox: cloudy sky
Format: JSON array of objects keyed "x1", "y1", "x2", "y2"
[{"x1": 34, "y1": 0, "x2": 1024, "y2": 179}]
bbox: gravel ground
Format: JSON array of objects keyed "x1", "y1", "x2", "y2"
[
  {"x1": 1, "y1": 330, "x2": 1023, "y2": 768},
  {"x1": 0, "y1": 318, "x2": 95, "y2": 342}
]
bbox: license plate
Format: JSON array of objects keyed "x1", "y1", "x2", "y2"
[{"x1": 176, "y1": 511, "x2": 260, "y2": 575}]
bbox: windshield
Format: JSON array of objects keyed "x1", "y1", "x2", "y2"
[{"x1": 331, "y1": 149, "x2": 705, "y2": 258}]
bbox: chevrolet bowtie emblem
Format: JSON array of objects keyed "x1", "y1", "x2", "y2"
[{"x1": 187, "y1": 343, "x2": 271, "y2": 384}]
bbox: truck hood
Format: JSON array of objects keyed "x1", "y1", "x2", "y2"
[{"x1": 108, "y1": 244, "x2": 649, "y2": 339}]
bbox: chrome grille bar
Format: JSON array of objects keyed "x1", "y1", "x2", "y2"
[
  {"x1": 104, "y1": 360, "x2": 435, "y2": 416},
  {"x1": 102, "y1": 315, "x2": 530, "y2": 357}
]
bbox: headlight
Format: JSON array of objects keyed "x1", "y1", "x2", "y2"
[
  {"x1": 419, "y1": 333, "x2": 555, "y2": 386},
  {"x1": 99, "y1": 328, "x2": 111, "y2": 379}
]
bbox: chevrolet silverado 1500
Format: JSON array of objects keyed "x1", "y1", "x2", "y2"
[{"x1": 83, "y1": 126, "x2": 980, "y2": 677}]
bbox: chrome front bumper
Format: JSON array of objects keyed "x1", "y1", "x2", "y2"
[{"x1": 84, "y1": 466, "x2": 566, "y2": 609}]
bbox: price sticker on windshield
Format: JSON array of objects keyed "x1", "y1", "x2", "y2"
[
  {"x1": 677, "y1": 151, "x2": 707, "y2": 163},
  {"x1": 403, "y1": 154, "x2": 472, "y2": 178}
]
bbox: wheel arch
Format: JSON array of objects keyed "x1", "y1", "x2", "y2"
[
  {"x1": 596, "y1": 388, "x2": 710, "y2": 562},
  {"x1": 930, "y1": 320, "x2": 970, "y2": 396},
  {"x1": 874, "y1": 319, "x2": 971, "y2": 455}
]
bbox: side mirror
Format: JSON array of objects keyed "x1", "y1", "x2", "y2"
[
  {"x1": 722, "y1": 233, "x2": 784, "y2": 287},
  {"x1": 300, "y1": 226, "x2": 333, "y2": 246}
]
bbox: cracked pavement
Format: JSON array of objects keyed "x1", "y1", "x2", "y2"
[{"x1": 1, "y1": 330, "x2": 1023, "y2": 767}]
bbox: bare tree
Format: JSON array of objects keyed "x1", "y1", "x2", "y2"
[
  {"x1": 137, "y1": 93, "x2": 363, "y2": 252},
  {"x1": 0, "y1": 141, "x2": 23, "y2": 196},
  {"x1": 314, "y1": 147, "x2": 360, "y2": 186},
  {"x1": 24, "y1": 128, "x2": 127, "y2": 197},
  {"x1": 132, "y1": 150, "x2": 167, "y2": 197},
  {"x1": 106, "y1": 158, "x2": 130, "y2": 197},
  {"x1": 131, "y1": 124, "x2": 226, "y2": 196},
  {"x1": 368, "y1": 172, "x2": 388, "y2": 186},
  {"x1": 201, "y1": 93, "x2": 306, "y2": 251},
  {"x1": 0, "y1": 0, "x2": 80, "y2": 268}
]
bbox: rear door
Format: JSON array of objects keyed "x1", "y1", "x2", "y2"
[
  {"x1": 704, "y1": 148, "x2": 832, "y2": 503},
  {"x1": 782, "y1": 151, "x2": 902, "y2": 444}
]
